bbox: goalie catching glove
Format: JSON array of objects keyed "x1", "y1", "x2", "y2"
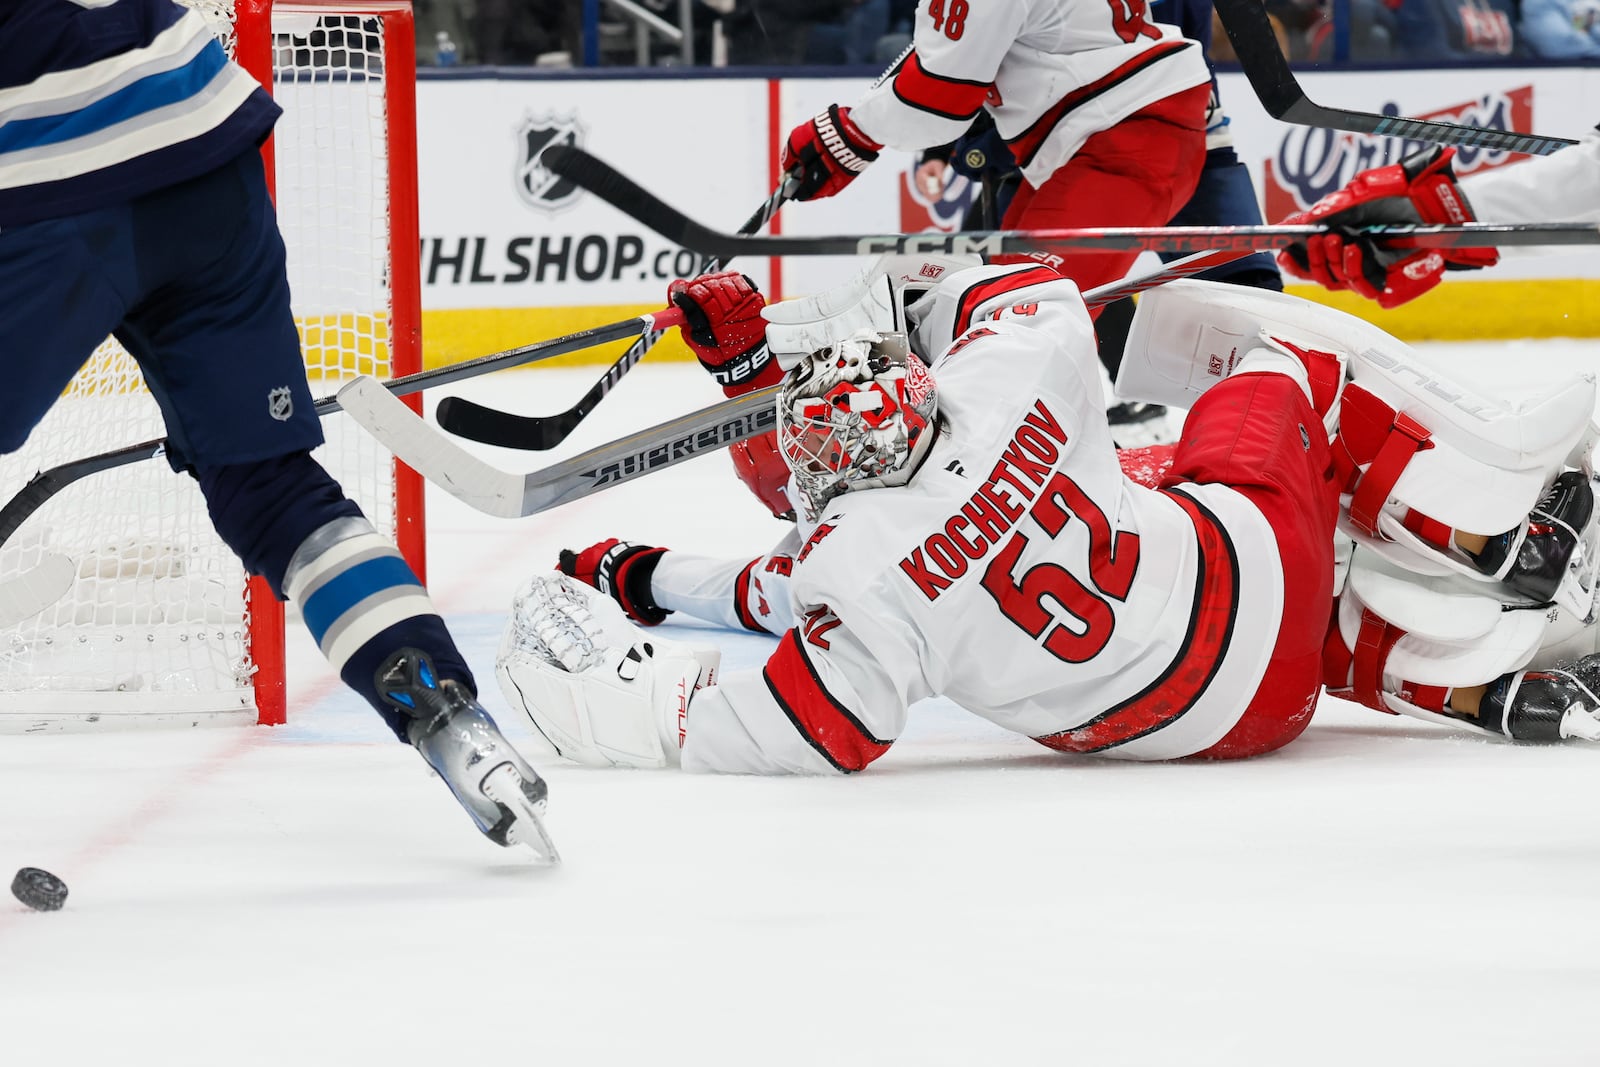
[
  {"x1": 496, "y1": 574, "x2": 719, "y2": 768},
  {"x1": 1277, "y1": 146, "x2": 1499, "y2": 308}
]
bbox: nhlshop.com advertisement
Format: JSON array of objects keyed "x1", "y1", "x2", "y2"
[{"x1": 413, "y1": 67, "x2": 1599, "y2": 367}]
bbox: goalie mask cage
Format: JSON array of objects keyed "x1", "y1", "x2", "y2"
[{"x1": 0, "y1": 0, "x2": 425, "y2": 733}]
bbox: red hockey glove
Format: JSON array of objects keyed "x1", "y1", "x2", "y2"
[
  {"x1": 1277, "y1": 146, "x2": 1499, "y2": 309},
  {"x1": 780, "y1": 104, "x2": 882, "y2": 201},
  {"x1": 557, "y1": 539, "x2": 671, "y2": 626},
  {"x1": 668, "y1": 271, "x2": 781, "y2": 398},
  {"x1": 730, "y1": 430, "x2": 796, "y2": 521}
]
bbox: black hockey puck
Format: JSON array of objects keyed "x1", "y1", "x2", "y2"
[{"x1": 11, "y1": 867, "x2": 67, "y2": 912}]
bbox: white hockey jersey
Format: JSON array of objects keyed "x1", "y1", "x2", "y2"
[
  {"x1": 849, "y1": 0, "x2": 1210, "y2": 187},
  {"x1": 1462, "y1": 125, "x2": 1600, "y2": 225},
  {"x1": 664, "y1": 267, "x2": 1291, "y2": 775}
]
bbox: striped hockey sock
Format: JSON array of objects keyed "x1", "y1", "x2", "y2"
[{"x1": 284, "y1": 516, "x2": 473, "y2": 738}]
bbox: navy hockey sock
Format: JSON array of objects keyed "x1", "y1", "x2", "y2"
[{"x1": 195, "y1": 451, "x2": 361, "y2": 596}]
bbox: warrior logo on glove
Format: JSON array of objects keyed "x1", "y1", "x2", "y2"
[{"x1": 781, "y1": 105, "x2": 883, "y2": 202}]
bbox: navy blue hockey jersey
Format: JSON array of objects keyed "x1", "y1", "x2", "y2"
[{"x1": 0, "y1": 0, "x2": 280, "y2": 227}]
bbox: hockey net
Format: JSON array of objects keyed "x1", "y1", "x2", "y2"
[{"x1": 0, "y1": 0, "x2": 424, "y2": 732}]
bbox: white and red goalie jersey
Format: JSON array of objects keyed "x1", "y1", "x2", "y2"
[
  {"x1": 850, "y1": 0, "x2": 1210, "y2": 187},
  {"x1": 654, "y1": 268, "x2": 1295, "y2": 774}
]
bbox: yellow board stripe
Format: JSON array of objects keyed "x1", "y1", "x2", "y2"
[
  {"x1": 420, "y1": 304, "x2": 697, "y2": 370},
  {"x1": 1283, "y1": 279, "x2": 1600, "y2": 342}
]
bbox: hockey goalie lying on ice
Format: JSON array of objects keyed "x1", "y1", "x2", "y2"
[{"x1": 497, "y1": 259, "x2": 1600, "y2": 774}]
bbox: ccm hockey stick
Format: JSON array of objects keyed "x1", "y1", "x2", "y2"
[
  {"x1": 0, "y1": 306, "x2": 684, "y2": 600},
  {"x1": 437, "y1": 180, "x2": 797, "y2": 451},
  {"x1": 540, "y1": 145, "x2": 1599, "y2": 258},
  {"x1": 335, "y1": 246, "x2": 1264, "y2": 518},
  {"x1": 1212, "y1": 0, "x2": 1576, "y2": 156}
]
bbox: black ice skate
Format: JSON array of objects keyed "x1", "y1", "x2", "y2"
[
  {"x1": 1106, "y1": 401, "x2": 1174, "y2": 449},
  {"x1": 1476, "y1": 654, "x2": 1600, "y2": 742},
  {"x1": 378, "y1": 649, "x2": 560, "y2": 863},
  {"x1": 1467, "y1": 471, "x2": 1595, "y2": 603}
]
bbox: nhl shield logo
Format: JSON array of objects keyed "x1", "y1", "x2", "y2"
[
  {"x1": 515, "y1": 115, "x2": 584, "y2": 212},
  {"x1": 267, "y1": 386, "x2": 294, "y2": 422}
]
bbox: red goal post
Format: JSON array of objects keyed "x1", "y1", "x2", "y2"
[{"x1": 236, "y1": 0, "x2": 428, "y2": 726}]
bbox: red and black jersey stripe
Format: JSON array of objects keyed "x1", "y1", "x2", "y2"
[
  {"x1": 951, "y1": 266, "x2": 1061, "y2": 336},
  {"x1": 889, "y1": 50, "x2": 991, "y2": 122},
  {"x1": 1007, "y1": 40, "x2": 1193, "y2": 169},
  {"x1": 1035, "y1": 487, "x2": 1240, "y2": 753},
  {"x1": 732, "y1": 558, "x2": 768, "y2": 633},
  {"x1": 763, "y1": 630, "x2": 892, "y2": 773}
]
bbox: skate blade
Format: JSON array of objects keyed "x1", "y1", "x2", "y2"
[{"x1": 482, "y1": 763, "x2": 562, "y2": 865}]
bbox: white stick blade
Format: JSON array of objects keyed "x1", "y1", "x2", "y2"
[
  {"x1": 0, "y1": 553, "x2": 76, "y2": 628},
  {"x1": 336, "y1": 376, "x2": 527, "y2": 519}
]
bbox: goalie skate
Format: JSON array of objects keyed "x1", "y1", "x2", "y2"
[{"x1": 379, "y1": 649, "x2": 560, "y2": 863}]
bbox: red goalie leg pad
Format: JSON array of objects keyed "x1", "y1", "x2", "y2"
[{"x1": 1162, "y1": 373, "x2": 1341, "y2": 759}]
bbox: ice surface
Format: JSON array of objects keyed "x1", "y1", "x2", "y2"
[{"x1": 3, "y1": 340, "x2": 1599, "y2": 1066}]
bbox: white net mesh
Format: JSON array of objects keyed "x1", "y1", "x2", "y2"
[{"x1": 0, "y1": 3, "x2": 412, "y2": 731}]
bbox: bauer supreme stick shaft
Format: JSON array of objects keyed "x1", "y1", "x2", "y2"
[
  {"x1": 334, "y1": 246, "x2": 1264, "y2": 518},
  {"x1": 1212, "y1": 0, "x2": 1576, "y2": 156},
  {"x1": 539, "y1": 146, "x2": 1599, "y2": 259},
  {"x1": 0, "y1": 307, "x2": 685, "y2": 555},
  {"x1": 436, "y1": 180, "x2": 797, "y2": 450}
]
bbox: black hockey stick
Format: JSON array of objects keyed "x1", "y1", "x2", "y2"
[
  {"x1": 435, "y1": 180, "x2": 796, "y2": 451},
  {"x1": 1212, "y1": 0, "x2": 1576, "y2": 156},
  {"x1": 0, "y1": 307, "x2": 683, "y2": 549},
  {"x1": 540, "y1": 146, "x2": 1600, "y2": 259}
]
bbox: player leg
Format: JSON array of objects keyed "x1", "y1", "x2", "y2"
[
  {"x1": 0, "y1": 206, "x2": 138, "y2": 454},
  {"x1": 116, "y1": 150, "x2": 555, "y2": 855},
  {"x1": 1161, "y1": 368, "x2": 1341, "y2": 758},
  {"x1": 997, "y1": 83, "x2": 1209, "y2": 445}
]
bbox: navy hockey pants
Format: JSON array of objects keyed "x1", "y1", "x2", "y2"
[{"x1": 0, "y1": 149, "x2": 322, "y2": 467}]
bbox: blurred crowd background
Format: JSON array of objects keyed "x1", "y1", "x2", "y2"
[{"x1": 411, "y1": 0, "x2": 1600, "y2": 69}]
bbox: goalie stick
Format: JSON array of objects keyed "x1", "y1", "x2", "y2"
[
  {"x1": 436, "y1": 179, "x2": 797, "y2": 450},
  {"x1": 0, "y1": 307, "x2": 685, "y2": 624},
  {"x1": 540, "y1": 145, "x2": 1600, "y2": 259},
  {"x1": 1212, "y1": 0, "x2": 1576, "y2": 156},
  {"x1": 335, "y1": 246, "x2": 1263, "y2": 517}
]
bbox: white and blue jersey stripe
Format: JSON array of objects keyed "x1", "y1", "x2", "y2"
[{"x1": 0, "y1": 0, "x2": 280, "y2": 227}]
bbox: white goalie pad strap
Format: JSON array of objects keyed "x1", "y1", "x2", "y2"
[
  {"x1": 1337, "y1": 550, "x2": 1549, "y2": 690},
  {"x1": 495, "y1": 574, "x2": 719, "y2": 769}
]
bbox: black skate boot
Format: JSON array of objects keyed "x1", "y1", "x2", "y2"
[
  {"x1": 1476, "y1": 655, "x2": 1600, "y2": 742},
  {"x1": 1106, "y1": 401, "x2": 1173, "y2": 449},
  {"x1": 1467, "y1": 471, "x2": 1594, "y2": 603},
  {"x1": 378, "y1": 649, "x2": 560, "y2": 862}
]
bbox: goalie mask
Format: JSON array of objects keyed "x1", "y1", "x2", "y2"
[{"x1": 778, "y1": 328, "x2": 939, "y2": 521}]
